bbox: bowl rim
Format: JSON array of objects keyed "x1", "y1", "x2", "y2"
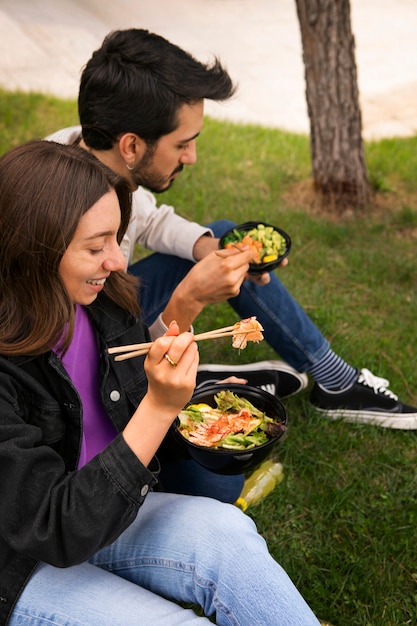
[{"x1": 219, "y1": 221, "x2": 292, "y2": 273}]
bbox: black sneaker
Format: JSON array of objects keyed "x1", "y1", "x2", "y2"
[
  {"x1": 196, "y1": 361, "x2": 308, "y2": 399},
  {"x1": 310, "y1": 368, "x2": 417, "y2": 429}
]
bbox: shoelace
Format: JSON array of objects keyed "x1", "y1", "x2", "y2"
[{"x1": 357, "y1": 368, "x2": 398, "y2": 400}]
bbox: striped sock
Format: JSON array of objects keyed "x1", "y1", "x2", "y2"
[{"x1": 308, "y1": 349, "x2": 357, "y2": 390}]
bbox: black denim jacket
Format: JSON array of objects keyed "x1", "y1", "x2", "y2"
[{"x1": 0, "y1": 294, "x2": 160, "y2": 624}]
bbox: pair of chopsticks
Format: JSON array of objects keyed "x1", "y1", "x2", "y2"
[{"x1": 108, "y1": 324, "x2": 238, "y2": 362}]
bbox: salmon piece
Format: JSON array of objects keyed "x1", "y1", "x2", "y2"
[
  {"x1": 232, "y1": 316, "x2": 264, "y2": 349},
  {"x1": 187, "y1": 409, "x2": 261, "y2": 447}
]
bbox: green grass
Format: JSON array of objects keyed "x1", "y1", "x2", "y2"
[{"x1": 1, "y1": 87, "x2": 417, "y2": 625}]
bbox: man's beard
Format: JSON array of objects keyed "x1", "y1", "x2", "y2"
[{"x1": 131, "y1": 145, "x2": 183, "y2": 193}]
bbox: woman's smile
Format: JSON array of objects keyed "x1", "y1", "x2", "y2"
[
  {"x1": 59, "y1": 190, "x2": 126, "y2": 305},
  {"x1": 86, "y1": 277, "x2": 108, "y2": 287}
]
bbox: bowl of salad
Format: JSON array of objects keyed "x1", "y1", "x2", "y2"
[
  {"x1": 173, "y1": 384, "x2": 287, "y2": 475},
  {"x1": 219, "y1": 221, "x2": 291, "y2": 274}
]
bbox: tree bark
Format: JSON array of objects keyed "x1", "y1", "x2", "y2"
[{"x1": 295, "y1": 0, "x2": 371, "y2": 209}]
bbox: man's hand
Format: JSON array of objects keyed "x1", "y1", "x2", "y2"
[
  {"x1": 244, "y1": 258, "x2": 288, "y2": 286},
  {"x1": 193, "y1": 234, "x2": 288, "y2": 286},
  {"x1": 161, "y1": 247, "x2": 253, "y2": 331},
  {"x1": 162, "y1": 239, "x2": 289, "y2": 331}
]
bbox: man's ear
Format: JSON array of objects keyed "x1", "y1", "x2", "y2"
[{"x1": 118, "y1": 133, "x2": 147, "y2": 165}]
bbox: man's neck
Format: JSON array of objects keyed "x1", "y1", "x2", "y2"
[{"x1": 78, "y1": 139, "x2": 135, "y2": 189}]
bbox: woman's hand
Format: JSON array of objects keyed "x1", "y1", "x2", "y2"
[
  {"x1": 123, "y1": 323, "x2": 199, "y2": 466},
  {"x1": 144, "y1": 322, "x2": 199, "y2": 414}
]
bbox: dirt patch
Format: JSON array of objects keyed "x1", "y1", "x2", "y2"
[{"x1": 281, "y1": 178, "x2": 417, "y2": 222}]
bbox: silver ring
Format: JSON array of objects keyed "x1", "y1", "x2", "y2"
[{"x1": 164, "y1": 353, "x2": 178, "y2": 367}]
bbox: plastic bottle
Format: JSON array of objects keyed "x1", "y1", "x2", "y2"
[{"x1": 234, "y1": 459, "x2": 284, "y2": 511}]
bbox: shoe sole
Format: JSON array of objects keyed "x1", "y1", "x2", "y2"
[
  {"x1": 197, "y1": 360, "x2": 308, "y2": 398},
  {"x1": 312, "y1": 406, "x2": 417, "y2": 430}
]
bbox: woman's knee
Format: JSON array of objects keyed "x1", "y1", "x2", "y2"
[{"x1": 173, "y1": 495, "x2": 259, "y2": 547}]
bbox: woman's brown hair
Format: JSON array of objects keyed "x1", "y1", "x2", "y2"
[{"x1": 0, "y1": 140, "x2": 140, "y2": 355}]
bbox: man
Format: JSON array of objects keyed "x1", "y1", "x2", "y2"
[{"x1": 47, "y1": 28, "x2": 417, "y2": 498}]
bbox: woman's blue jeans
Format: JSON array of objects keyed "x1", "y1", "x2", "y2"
[{"x1": 10, "y1": 493, "x2": 320, "y2": 626}]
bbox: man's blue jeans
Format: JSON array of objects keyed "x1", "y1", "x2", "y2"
[
  {"x1": 10, "y1": 493, "x2": 320, "y2": 626},
  {"x1": 129, "y1": 220, "x2": 330, "y2": 503},
  {"x1": 132, "y1": 220, "x2": 329, "y2": 372}
]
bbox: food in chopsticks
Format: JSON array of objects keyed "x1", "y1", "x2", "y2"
[
  {"x1": 108, "y1": 317, "x2": 264, "y2": 361},
  {"x1": 177, "y1": 389, "x2": 286, "y2": 450},
  {"x1": 223, "y1": 224, "x2": 287, "y2": 264},
  {"x1": 232, "y1": 316, "x2": 264, "y2": 349}
]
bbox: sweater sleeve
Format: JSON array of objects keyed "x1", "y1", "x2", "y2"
[{"x1": 122, "y1": 187, "x2": 213, "y2": 263}]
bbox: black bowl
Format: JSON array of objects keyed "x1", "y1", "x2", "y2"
[
  {"x1": 219, "y1": 221, "x2": 291, "y2": 275},
  {"x1": 173, "y1": 384, "x2": 288, "y2": 475}
]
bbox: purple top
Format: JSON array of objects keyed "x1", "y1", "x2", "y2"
[{"x1": 58, "y1": 305, "x2": 117, "y2": 468}]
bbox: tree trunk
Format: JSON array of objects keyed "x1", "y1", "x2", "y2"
[{"x1": 295, "y1": 0, "x2": 371, "y2": 210}]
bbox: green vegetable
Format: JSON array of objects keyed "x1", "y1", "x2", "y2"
[
  {"x1": 214, "y1": 389, "x2": 265, "y2": 418},
  {"x1": 223, "y1": 223, "x2": 287, "y2": 263},
  {"x1": 223, "y1": 228, "x2": 245, "y2": 244},
  {"x1": 219, "y1": 431, "x2": 270, "y2": 449},
  {"x1": 177, "y1": 390, "x2": 286, "y2": 450},
  {"x1": 177, "y1": 406, "x2": 204, "y2": 426}
]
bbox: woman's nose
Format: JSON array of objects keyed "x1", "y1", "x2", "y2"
[{"x1": 103, "y1": 244, "x2": 126, "y2": 272}]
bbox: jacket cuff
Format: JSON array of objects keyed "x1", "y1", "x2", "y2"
[{"x1": 99, "y1": 433, "x2": 158, "y2": 506}]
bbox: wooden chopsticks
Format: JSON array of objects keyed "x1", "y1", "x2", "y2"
[{"x1": 108, "y1": 324, "x2": 238, "y2": 362}]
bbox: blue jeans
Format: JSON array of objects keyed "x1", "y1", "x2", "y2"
[
  {"x1": 129, "y1": 220, "x2": 329, "y2": 503},
  {"x1": 131, "y1": 220, "x2": 329, "y2": 372},
  {"x1": 10, "y1": 493, "x2": 320, "y2": 626}
]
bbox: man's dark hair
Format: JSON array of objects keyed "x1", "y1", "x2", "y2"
[{"x1": 79, "y1": 28, "x2": 236, "y2": 150}]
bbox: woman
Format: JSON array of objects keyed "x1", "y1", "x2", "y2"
[{"x1": 0, "y1": 140, "x2": 320, "y2": 625}]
